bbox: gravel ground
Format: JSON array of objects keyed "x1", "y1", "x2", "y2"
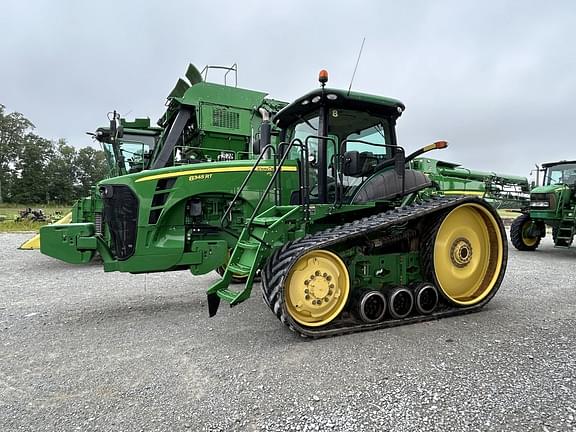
[{"x1": 1, "y1": 233, "x2": 575, "y2": 432}]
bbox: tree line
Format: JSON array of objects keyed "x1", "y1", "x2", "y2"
[{"x1": 0, "y1": 104, "x2": 108, "y2": 204}]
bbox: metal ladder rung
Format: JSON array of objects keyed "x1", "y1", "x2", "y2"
[
  {"x1": 216, "y1": 289, "x2": 243, "y2": 303},
  {"x1": 227, "y1": 263, "x2": 251, "y2": 275},
  {"x1": 236, "y1": 240, "x2": 259, "y2": 250}
]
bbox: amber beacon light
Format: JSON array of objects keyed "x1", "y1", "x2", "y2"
[{"x1": 318, "y1": 69, "x2": 329, "y2": 85}]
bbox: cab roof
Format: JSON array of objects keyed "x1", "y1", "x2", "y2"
[
  {"x1": 542, "y1": 160, "x2": 576, "y2": 168},
  {"x1": 273, "y1": 88, "x2": 405, "y2": 128}
]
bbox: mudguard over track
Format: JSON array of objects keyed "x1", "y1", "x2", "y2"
[{"x1": 261, "y1": 196, "x2": 508, "y2": 338}]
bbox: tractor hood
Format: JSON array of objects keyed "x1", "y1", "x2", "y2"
[
  {"x1": 531, "y1": 184, "x2": 566, "y2": 194},
  {"x1": 99, "y1": 159, "x2": 297, "y2": 187}
]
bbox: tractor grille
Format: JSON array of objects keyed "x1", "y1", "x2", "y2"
[
  {"x1": 102, "y1": 185, "x2": 139, "y2": 260},
  {"x1": 530, "y1": 192, "x2": 556, "y2": 209},
  {"x1": 212, "y1": 108, "x2": 240, "y2": 129},
  {"x1": 94, "y1": 212, "x2": 103, "y2": 235}
]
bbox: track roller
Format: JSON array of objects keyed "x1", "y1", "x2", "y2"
[
  {"x1": 413, "y1": 283, "x2": 438, "y2": 314},
  {"x1": 388, "y1": 287, "x2": 414, "y2": 319},
  {"x1": 357, "y1": 290, "x2": 387, "y2": 323}
]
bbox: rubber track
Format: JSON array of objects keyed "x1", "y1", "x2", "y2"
[{"x1": 261, "y1": 196, "x2": 507, "y2": 338}]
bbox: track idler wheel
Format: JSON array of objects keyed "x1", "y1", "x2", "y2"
[
  {"x1": 388, "y1": 287, "x2": 414, "y2": 319},
  {"x1": 426, "y1": 201, "x2": 507, "y2": 307},
  {"x1": 414, "y1": 283, "x2": 439, "y2": 314},
  {"x1": 357, "y1": 291, "x2": 387, "y2": 323}
]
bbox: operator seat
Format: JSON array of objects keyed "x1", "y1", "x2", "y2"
[
  {"x1": 350, "y1": 168, "x2": 432, "y2": 204},
  {"x1": 341, "y1": 150, "x2": 433, "y2": 204}
]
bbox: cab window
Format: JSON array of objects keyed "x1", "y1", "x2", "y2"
[{"x1": 547, "y1": 163, "x2": 576, "y2": 186}]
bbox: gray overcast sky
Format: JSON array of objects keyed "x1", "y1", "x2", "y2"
[{"x1": 1, "y1": 1, "x2": 575, "y2": 178}]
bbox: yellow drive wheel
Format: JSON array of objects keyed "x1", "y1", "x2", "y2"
[
  {"x1": 433, "y1": 203, "x2": 504, "y2": 306},
  {"x1": 284, "y1": 250, "x2": 350, "y2": 327}
]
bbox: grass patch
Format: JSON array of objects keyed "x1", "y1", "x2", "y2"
[
  {"x1": 0, "y1": 204, "x2": 71, "y2": 232},
  {"x1": 497, "y1": 209, "x2": 522, "y2": 220}
]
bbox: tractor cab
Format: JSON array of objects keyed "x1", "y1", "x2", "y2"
[
  {"x1": 94, "y1": 115, "x2": 162, "y2": 177},
  {"x1": 263, "y1": 71, "x2": 437, "y2": 206},
  {"x1": 543, "y1": 161, "x2": 576, "y2": 188}
]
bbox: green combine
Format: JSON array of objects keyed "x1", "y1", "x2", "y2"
[
  {"x1": 510, "y1": 160, "x2": 576, "y2": 250},
  {"x1": 31, "y1": 64, "x2": 286, "y2": 254},
  {"x1": 40, "y1": 71, "x2": 508, "y2": 336}
]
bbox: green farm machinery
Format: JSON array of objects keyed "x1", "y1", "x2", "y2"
[
  {"x1": 18, "y1": 114, "x2": 163, "y2": 250},
  {"x1": 40, "y1": 71, "x2": 508, "y2": 336},
  {"x1": 510, "y1": 160, "x2": 576, "y2": 250},
  {"x1": 411, "y1": 158, "x2": 529, "y2": 209},
  {"x1": 32, "y1": 63, "x2": 286, "y2": 253}
]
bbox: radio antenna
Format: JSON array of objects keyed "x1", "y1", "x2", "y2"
[{"x1": 347, "y1": 37, "x2": 366, "y2": 96}]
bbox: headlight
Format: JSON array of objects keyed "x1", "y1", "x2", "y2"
[{"x1": 530, "y1": 201, "x2": 549, "y2": 208}]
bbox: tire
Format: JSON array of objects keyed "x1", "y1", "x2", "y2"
[{"x1": 510, "y1": 214, "x2": 541, "y2": 251}]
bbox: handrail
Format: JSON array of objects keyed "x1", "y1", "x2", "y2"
[
  {"x1": 246, "y1": 138, "x2": 308, "y2": 230},
  {"x1": 305, "y1": 135, "x2": 338, "y2": 208},
  {"x1": 220, "y1": 144, "x2": 277, "y2": 227}
]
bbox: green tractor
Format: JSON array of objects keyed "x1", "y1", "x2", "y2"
[
  {"x1": 41, "y1": 71, "x2": 508, "y2": 336},
  {"x1": 510, "y1": 160, "x2": 576, "y2": 250}
]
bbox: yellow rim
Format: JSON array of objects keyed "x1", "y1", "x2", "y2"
[
  {"x1": 433, "y1": 203, "x2": 503, "y2": 306},
  {"x1": 284, "y1": 250, "x2": 350, "y2": 327},
  {"x1": 521, "y1": 221, "x2": 538, "y2": 247}
]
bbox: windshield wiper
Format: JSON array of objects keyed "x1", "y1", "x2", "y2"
[{"x1": 297, "y1": 115, "x2": 318, "y2": 131}]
